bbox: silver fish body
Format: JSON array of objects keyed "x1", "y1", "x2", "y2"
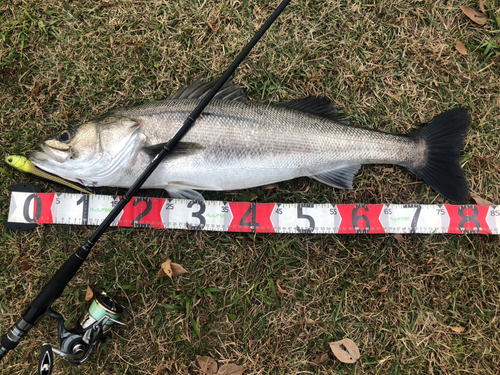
[{"x1": 30, "y1": 80, "x2": 470, "y2": 202}]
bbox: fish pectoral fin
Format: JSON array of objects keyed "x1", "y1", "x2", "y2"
[
  {"x1": 143, "y1": 141, "x2": 205, "y2": 157},
  {"x1": 276, "y1": 97, "x2": 350, "y2": 125},
  {"x1": 311, "y1": 165, "x2": 361, "y2": 189},
  {"x1": 166, "y1": 184, "x2": 205, "y2": 200}
]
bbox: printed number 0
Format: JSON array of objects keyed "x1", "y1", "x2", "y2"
[{"x1": 23, "y1": 194, "x2": 42, "y2": 223}]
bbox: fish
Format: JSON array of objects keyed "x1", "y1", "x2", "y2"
[
  {"x1": 29, "y1": 79, "x2": 471, "y2": 203},
  {"x1": 5, "y1": 155, "x2": 93, "y2": 195}
]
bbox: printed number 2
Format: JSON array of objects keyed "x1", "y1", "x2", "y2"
[
  {"x1": 132, "y1": 198, "x2": 152, "y2": 227},
  {"x1": 297, "y1": 204, "x2": 315, "y2": 233}
]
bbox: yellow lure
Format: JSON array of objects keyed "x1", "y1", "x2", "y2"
[{"x1": 5, "y1": 155, "x2": 93, "y2": 195}]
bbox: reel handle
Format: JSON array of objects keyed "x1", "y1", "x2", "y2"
[{"x1": 38, "y1": 344, "x2": 54, "y2": 375}]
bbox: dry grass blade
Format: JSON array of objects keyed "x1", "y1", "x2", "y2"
[
  {"x1": 329, "y1": 338, "x2": 361, "y2": 363},
  {"x1": 460, "y1": 6, "x2": 488, "y2": 25},
  {"x1": 479, "y1": 0, "x2": 486, "y2": 13}
]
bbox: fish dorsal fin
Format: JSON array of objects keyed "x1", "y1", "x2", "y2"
[
  {"x1": 311, "y1": 165, "x2": 361, "y2": 189},
  {"x1": 143, "y1": 141, "x2": 205, "y2": 157},
  {"x1": 170, "y1": 79, "x2": 248, "y2": 102},
  {"x1": 276, "y1": 97, "x2": 350, "y2": 125}
]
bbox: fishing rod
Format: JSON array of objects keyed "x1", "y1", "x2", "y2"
[{"x1": 0, "y1": 0, "x2": 291, "y2": 373}]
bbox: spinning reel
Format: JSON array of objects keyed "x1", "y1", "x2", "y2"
[{"x1": 37, "y1": 291, "x2": 125, "y2": 375}]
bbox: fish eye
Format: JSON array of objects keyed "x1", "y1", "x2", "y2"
[{"x1": 59, "y1": 130, "x2": 72, "y2": 142}]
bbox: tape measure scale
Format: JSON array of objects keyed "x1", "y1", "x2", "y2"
[{"x1": 7, "y1": 191, "x2": 500, "y2": 234}]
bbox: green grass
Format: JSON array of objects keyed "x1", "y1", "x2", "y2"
[{"x1": 1, "y1": 0, "x2": 500, "y2": 374}]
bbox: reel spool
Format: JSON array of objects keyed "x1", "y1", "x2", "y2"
[{"x1": 38, "y1": 291, "x2": 125, "y2": 375}]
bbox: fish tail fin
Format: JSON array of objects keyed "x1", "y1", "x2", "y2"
[{"x1": 407, "y1": 108, "x2": 471, "y2": 203}]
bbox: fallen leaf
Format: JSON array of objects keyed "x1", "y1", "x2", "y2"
[
  {"x1": 329, "y1": 338, "x2": 360, "y2": 364},
  {"x1": 479, "y1": 0, "x2": 485, "y2": 13},
  {"x1": 171, "y1": 262, "x2": 188, "y2": 276},
  {"x1": 158, "y1": 259, "x2": 173, "y2": 279},
  {"x1": 451, "y1": 326, "x2": 466, "y2": 333},
  {"x1": 276, "y1": 279, "x2": 288, "y2": 294},
  {"x1": 85, "y1": 279, "x2": 94, "y2": 301},
  {"x1": 21, "y1": 260, "x2": 31, "y2": 272},
  {"x1": 32, "y1": 81, "x2": 41, "y2": 96},
  {"x1": 310, "y1": 352, "x2": 330, "y2": 366},
  {"x1": 0, "y1": 68, "x2": 15, "y2": 80},
  {"x1": 378, "y1": 285, "x2": 387, "y2": 293},
  {"x1": 455, "y1": 40, "x2": 467, "y2": 55},
  {"x1": 471, "y1": 194, "x2": 493, "y2": 206},
  {"x1": 262, "y1": 183, "x2": 279, "y2": 190},
  {"x1": 197, "y1": 355, "x2": 218, "y2": 375},
  {"x1": 207, "y1": 21, "x2": 220, "y2": 33},
  {"x1": 217, "y1": 363, "x2": 245, "y2": 375},
  {"x1": 393, "y1": 233, "x2": 404, "y2": 243},
  {"x1": 383, "y1": 167, "x2": 395, "y2": 173},
  {"x1": 460, "y1": 6, "x2": 488, "y2": 25}
]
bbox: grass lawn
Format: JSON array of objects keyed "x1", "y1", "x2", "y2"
[{"x1": 1, "y1": 0, "x2": 499, "y2": 374}]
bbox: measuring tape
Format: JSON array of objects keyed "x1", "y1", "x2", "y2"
[{"x1": 6, "y1": 187, "x2": 499, "y2": 234}]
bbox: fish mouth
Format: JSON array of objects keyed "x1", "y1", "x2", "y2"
[{"x1": 31, "y1": 143, "x2": 71, "y2": 164}]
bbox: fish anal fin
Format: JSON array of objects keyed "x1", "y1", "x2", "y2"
[
  {"x1": 276, "y1": 97, "x2": 350, "y2": 125},
  {"x1": 311, "y1": 165, "x2": 361, "y2": 189},
  {"x1": 166, "y1": 184, "x2": 205, "y2": 201}
]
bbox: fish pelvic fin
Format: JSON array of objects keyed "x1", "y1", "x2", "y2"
[{"x1": 407, "y1": 108, "x2": 471, "y2": 203}]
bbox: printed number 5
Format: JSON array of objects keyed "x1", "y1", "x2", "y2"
[{"x1": 297, "y1": 204, "x2": 315, "y2": 233}]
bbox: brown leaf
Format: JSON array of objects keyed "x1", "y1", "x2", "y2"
[
  {"x1": 21, "y1": 260, "x2": 31, "y2": 272},
  {"x1": 310, "y1": 353, "x2": 330, "y2": 366},
  {"x1": 276, "y1": 279, "x2": 288, "y2": 294},
  {"x1": 0, "y1": 68, "x2": 15, "y2": 80},
  {"x1": 32, "y1": 81, "x2": 41, "y2": 96},
  {"x1": 207, "y1": 21, "x2": 220, "y2": 33},
  {"x1": 460, "y1": 6, "x2": 488, "y2": 25},
  {"x1": 392, "y1": 234, "x2": 404, "y2": 243},
  {"x1": 451, "y1": 326, "x2": 466, "y2": 333},
  {"x1": 171, "y1": 262, "x2": 188, "y2": 276},
  {"x1": 471, "y1": 194, "x2": 493, "y2": 206},
  {"x1": 455, "y1": 40, "x2": 468, "y2": 55},
  {"x1": 158, "y1": 259, "x2": 173, "y2": 279},
  {"x1": 378, "y1": 285, "x2": 387, "y2": 293},
  {"x1": 197, "y1": 356, "x2": 218, "y2": 375},
  {"x1": 262, "y1": 183, "x2": 279, "y2": 190},
  {"x1": 85, "y1": 279, "x2": 94, "y2": 301},
  {"x1": 329, "y1": 338, "x2": 361, "y2": 364},
  {"x1": 479, "y1": 0, "x2": 486, "y2": 13},
  {"x1": 217, "y1": 363, "x2": 245, "y2": 375},
  {"x1": 383, "y1": 167, "x2": 395, "y2": 173}
]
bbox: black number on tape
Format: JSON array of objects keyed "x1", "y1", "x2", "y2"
[
  {"x1": 352, "y1": 204, "x2": 370, "y2": 233},
  {"x1": 410, "y1": 204, "x2": 421, "y2": 234},
  {"x1": 23, "y1": 194, "x2": 42, "y2": 223},
  {"x1": 132, "y1": 197, "x2": 152, "y2": 227},
  {"x1": 458, "y1": 205, "x2": 480, "y2": 234},
  {"x1": 76, "y1": 195, "x2": 89, "y2": 225},
  {"x1": 239, "y1": 203, "x2": 259, "y2": 232},
  {"x1": 297, "y1": 204, "x2": 315, "y2": 233},
  {"x1": 187, "y1": 200, "x2": 206, "y2": 229}
]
